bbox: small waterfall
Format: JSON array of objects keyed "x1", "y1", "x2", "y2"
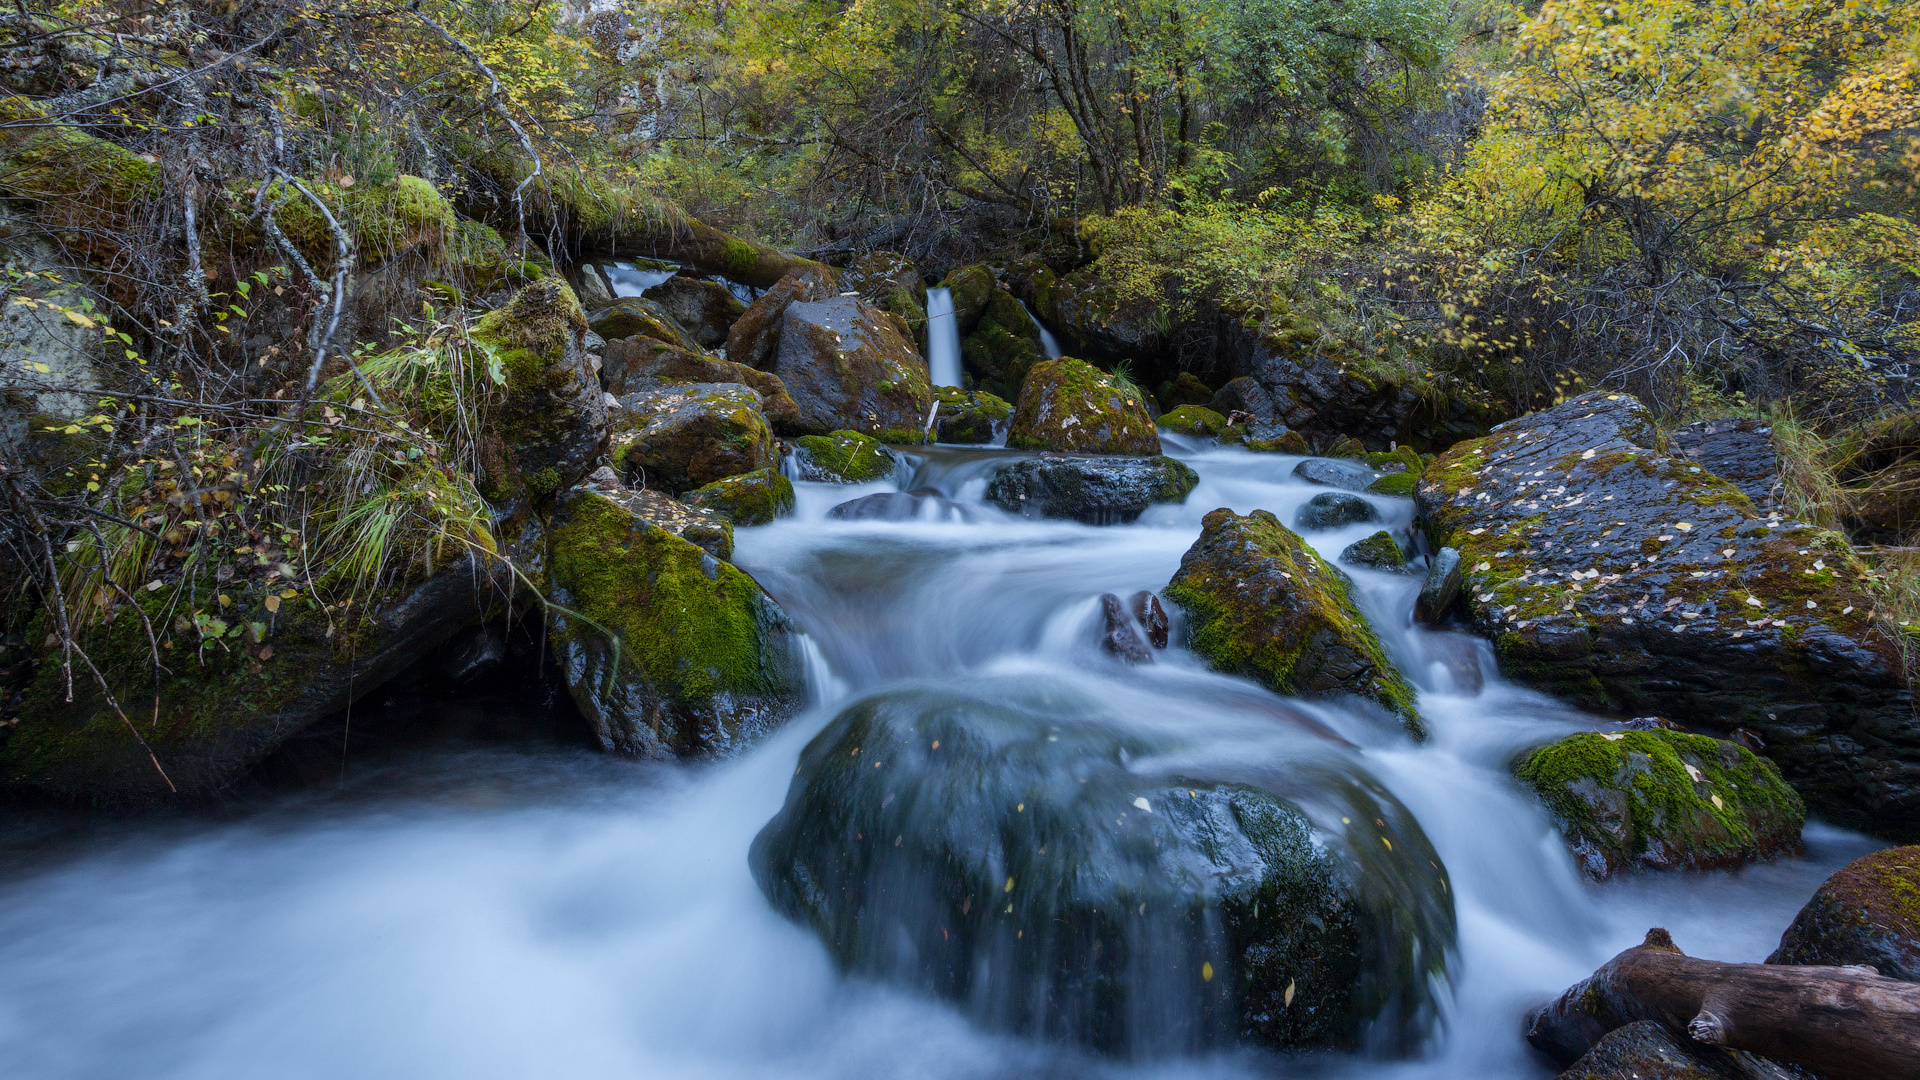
[
  {"x1": 1020, "y1": 300, "x2": 1063, "y2": 360},
  {"x1": 925, "y1": 287, "x2": 963, "y2": 387}
]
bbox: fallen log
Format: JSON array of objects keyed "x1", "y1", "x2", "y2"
[{"x1": 1528, "y1": 928, "x2": 1920, "y2": 1079}]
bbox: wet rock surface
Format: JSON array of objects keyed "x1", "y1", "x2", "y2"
[
  {"x1": 1099, "y1": 593, "x2": 1153, "y2": 663},
  {"x1": 1215, "y1": 341, "x2": 1419, "y2": 450},
  {"x1": 641, "y1": 272, "x2": 745, "y2": 349},
  {"x1": 827, "y1": 490, "x2": 977, "y2": 523},
  {"x1": 545, "y1": 482, "x2": 803, "y2": 759},
  {"x1": 1297, "y1": 491, "x2": 1380, "y2": 531},
  {"x1": 1668, "y1": 418, "x2": 1777, "y2": 509},
  {"x1": 772, "y1": 294, "x2": 935, "y2": 439},
  {"x1": 1341, "y1": 531, "x2": 1411, "y2": 573},
  {"x1": 932, "y1": 386, "x2": 1012, "y2": 444},
  {"x1": 1166, "y1": 509, "x2": 1420, "y2": 729},
  {"x1": 1416, "y1": 390, "x2": 1919, "y2": 837},
  {"x1": 1550, "y1": 1020, "x2": 1746, "y2": 1080},
  {"x1": 1415, "y1": 547, "x2": 1462, "y2": 623},
  {"x1": 749, "y1": 686, "x2": 1454, "y2": 1055},
  {"x1": 1514, "y1": 729, "x2": 1805, "y2": 879},
  {"x1": 1294, "y1": 458, "x2": 1381, "y2": 492},
  {"x1": 983, "y1": 454, "x2": 1198, "y2": 524},
  {"x1": 609, "y1": 382, "x2": 777, "y2": 494},
  {"x1": 1768, "y1": 845, "x2": 1920, "y2": 980},
  {"x1": 1133, "y1": 590, "x2": 1170, "y2": 648},
  {"x1": 1006, "y1": 357, "x2": 1161, "y2": 455}
]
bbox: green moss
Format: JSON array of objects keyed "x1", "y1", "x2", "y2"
[
  {"x1": 1366, "y1": 472, "x2": 1417, "y2": 498},
  {"x1": 1515, "y1": 730, "x2": 1805, "y2": 875},
  {"x1": 1342, "y1": 530, "x2": 1408, "y2": 571},
  {"x1": 793, "y1": 430, "x2": 897, "y2": 483},
  {"x1": 933, "y1": 387, "x2": 1014, "y2": 443},
  {"x1": 548, "y1": 491, "x2": 784, "y2": 703},
  {"x1": 1158, "y1": 405, "x2": 1241, "y2": 441},
  {"x1": 683, "y1": 468, "x2": 796, "y2": 526},
  {"x1": 0, "y1": 96, "x2": 161, "y2": 235},
  {"x1": 1246, "y1": 431, "x2": 1312, "y2": 454},
  {"x1": 1007, "y1": 357, "x2": 1160, "y2": 454}
]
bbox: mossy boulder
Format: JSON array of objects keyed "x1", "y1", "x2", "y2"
[
  {"x1": 939, "y1": 262, "x2": 996, "y2": 334},
  {"x1": 1416, "y1": 390, "x2": 1919, "y2": 838},
  {"x1": 842, "y1": 252, "x2": 928, "y2": 340},
  {"x1": 0, "y1": 96, "x2": 161, "y2": 243},
  {"x1": 749, "y1": 684, "x2": 1455, "y2": 1053},
  {"x1": 1514, "y1": 729, "x2": 1805, "y2": 879},
  {"x1": 1166, "y1": 509, "x2": 1420, "y2": 731},
  {"x1": 683, "y1": 467, "x2": 796, "y2": 527},
  {"x1": 544, "y1": 484, "x2": 804, "y2": 758},
  {"x1": 984, "y1": 455, "x2": 1198, "y2": 525},
  {"x1": 791, "y1": 430, "x2": 899, "y2": 483},
  {"x1": 588, "y1": 296, "x2": 692, "y2": 349},
  {"x1": 641, "y1": 273, "x2": 745, "y2": 349},
  {"x1": 1367, "y1": 472, "x2": 1418, "y2": 498},
  {"x1": 1342, "y1": 531, "x2": 1410, "y2": 573},
  {"x1": 1218, "y1": 333, "x2": 1421, "y2": 450},
  {"x1": 1768, "y1": 846, "x2": 1920, "y2": 980},
  {"x1": 609, "y1": 382, "x2": 777, "y2": 495},
  {"x1": 600, "y1": 336, "x2": 801, "y2": 432},
  {"x1": 1157, "y1": 372, "x2": 1216, "y2": 413},
  {"x1": 1006, "y1": 357, "x2": 1160, "y2": 455},
  {"x1": 470, "y1": 279, "x2": 609, "y2": 507},
  {"x1": 726, "y1": 267, "x2": 839, "y2": 370},
  {"x1": 932, "y1": 386, "x2": 1012, "y2": 444},
  {"x1": 772, "y1": 294, "x2": 935, "y2": 439},
  {"x1": 572, "y1": 467, "x2": 733, "y2": 559},
  {"x1": 960, "y1": 287, "x2": 1048, "y2": 400},
  {"x1": 1158, "y1": 405, "x2": 1241, "y2": 442}
]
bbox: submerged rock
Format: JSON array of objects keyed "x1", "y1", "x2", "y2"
[
  {"x1": 772, "y1": 294, "x2": 934, "y2": 439},
  {"x1": 791, "y1": 430, "x2": 900, "y2": 483},
  {"x1": 545, "y1": 483, "x2": 803, "y2": 758},
  {"x1": 933, "y1": 386, "x2": 1012, "y2": 444},
  {"x1": 641, "y1": 272, "x2": 745, "y2": 349},
  {"x1": 1294, "y1": 458, "x2": 1380, "y2": 492},
  {"x1": 683, "y1": 467, "x2": 795, "y2": 527},
  {"x1": 1166, "y1": 509, "x2": 1420, "y2": 730},
  {"x1": 827, "y1": 490, "x2": 976, "y2": 523},
  {"x1": 983, "y1": 455, "x2": 1198, "y2": 525},
  {"x1": 599, "y1": 336, "x2": 800, "y2": 431},
  {"x1": 1342, "y1": 531, "x2": 1410, "y2": 573},
  {"x1": 749, "y1": 686, "x2": 1454, "y2": 1055},
  {"x1": 610, "y1": 382, "x2": 777, "y2": 495},
  {"x1": 1133, "y1": 590, "x2": 1170, "y2": 649},
  {"x1": 1416, "y1": 390, "x2": 1919, "y2": 836},
  {"x1": 471, "y1": 279, "x2": 609, "y2": 505},
  {"x1": 1768, "y1": 845, "x2": 1920, "y2": 980},
  {"x1": 1297, "y1": 492, "x2": 1380, "y2": 531},
  {"x1": 1006, "y1": 357, "x2": 1161, "y2": 455},
  {"x1": 1099, "y1": 593, "x2": 1152, "y2": 663},
  {"x1": 1514, "y1": 729, "x2": 1804, "y2": 879},
  {"x1": 1414, "y1": 547, "x2": 1462, "y2": 623}
]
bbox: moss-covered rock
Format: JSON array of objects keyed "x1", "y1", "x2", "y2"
[
  {"x1": 772, "y1": 294, "x2": 934, "y2": 440},
  {"x1": 600, "y1": 336, "x2": 801, "y2": 432},
  {"x1": 1367, "y1": 472, "x2": 1418, "y2": 497},
  {"x1": 1167, "y1": 509, "x2": 1421, "y2": 731},
  {"x1": 791, "y1": 430, "x2": 899, "y2": 483},
  {"x1": 1767, "y1": 846, "x2": 1920, "y2": 980},
  {"x1": 544, "y1": 484, "x2": 803, "y2": 758},
  {"x1": 610, "y1": 382, "x2": 777, "y2": 495},
  {"x1": 641, "y1": 273, "x2": 745, "y2": 349},
  {"x1": 1514, "y1": 729, "x2": 1805, "y2": 878},
  {"x1": 1006, "y1": 357, "x2": 1160, "y2": 455},
  {"x1": 588, "y1": 296, "x2": 692, "y2": 349},
  {"x1": 1246, "y1": 430, "x2": 1312, "y2": 455},
  {"x1": 470, "y1": 279, "x2": 609, "y2": 507},
  {"x1": 939, "y1": 263, "x2": 996, "y2": 334},
  {"x1": 1158, "y1": 405, "x2": 1242, "y2": 442},
  {"x1": 0, "y1": 96, "x2": 161, "y2": 243},
  {"x1": 749, "y1": 685, "x2": 1454, "y2": 1053},
  {"x1": 1342, "y1": 531, "x2": 1410, "y2": 572},
  {"x1": 683, "y1": 467, "x2": 796, "y2": 526},
  {"x1": 1416, "y1": 390, "x2": 1918, "y2": 838},
  {"x1": 932, "y1": 386, "x2": 1012, "y2": 444},
  {"x1": 984, "y1": 455, "x2": 1198, "y2": 525},
  {"x1": 572, "y1": 467, "x2": 733, "y2": 559},
  {"x1": 1157, "y1": 372, "x2": 1216, "y2": 413},
  {"x1": 960, "y1": 287, "x2": 1048, "y2": 400}
]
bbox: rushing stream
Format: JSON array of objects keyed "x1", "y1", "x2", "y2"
[{"x1": 0, "y1": 438, "x2": 1881, "y2": 1079}]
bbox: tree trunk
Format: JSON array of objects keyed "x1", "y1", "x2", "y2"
[{"x1": 1528, "y1": 928, "x2": 1920, "y2": 1079}]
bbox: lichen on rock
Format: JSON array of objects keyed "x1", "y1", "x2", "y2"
[
  {"x1": 1514, "y1": 729, "x2": 1805, "y2": 878},
  {"x1": 1166, "y1": 508, "x2": 1421, "y2": 731},
  {"x1": 1006, "y1": 357, "x2": 1160, "y2": 455}
]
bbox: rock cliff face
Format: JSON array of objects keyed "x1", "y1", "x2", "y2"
[{"x1": 1416, "y1": 391, "x2": 1920, "y2": 837}]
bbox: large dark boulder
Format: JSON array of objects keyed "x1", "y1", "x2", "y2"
[
  {"x1": 1166, "y1": 509, "x2": 1420, "y2": 730},
  {"x1": 1297, "y1": 492, "x2": 1380, "y2": 531},
  {"x1": 932, "y1": 386, "x2": 1012, "y2": 444},
  {"x1": 984, "y1": 455, "x2": 1198, "y2": 525},
  {"x1": 1768, "y1": 846, "x2": 1920, "y2": 980},
  {"x1": 1208, "y1": 336, "x2": 1419, "y2": 451},
  {"x1": 843, "y1": 251, "x2": 928, "y2": 339},
  {"x1": 1006, "y1": 357, "x2": 1161, "y2": 455},
  {"x1": 1416, "y1": 390, "x2": 1920, "y2": 837},
  {"x1": 587, "y1": 295, "x2": 691, "y2": 350},
  {"x1": 641, "y1": 272, "x2": 745, "y2": 349},
  {"x1": 772, "y1": 294, "x2": 935, "y2": 440},
  {"x1": 1550, "y1": 1020, "x2": 1746, "y2": 1080},
  {"x1": 609, "y1": 382, "x2": 777, "y2": 495},
  {"x1": 1515, "y1": 729, "x2": 1805, "y2": 879},
  {"x1": 749, "y1": 685, "x2": 1455, "y2": 1055},
  {"x1": 725, "y1": 267, "x2": 838, "y2": 370},
  {"x1": 599, "y1": 336, "x2": 801, "y2": 432},
  {"x1": 471, "y1": 279, "x2": 610, "y2": 505},
  {"x1": 545, "y1": 481, "x2": 803, "y2": 758},
  {"x1": 1668, "y1": 418, "x2": 1778, "y2": 510}
]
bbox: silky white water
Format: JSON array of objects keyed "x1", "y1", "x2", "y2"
[
  {"x1": 1021, "y1": 299, "x2": 1064, "y2": 360},
  {"x1": 925, "y1": 288, "x2": 964, "y2": 387},
  {"x1": 0, "y1": 439, "x2": 1879, "y2": 1079}
]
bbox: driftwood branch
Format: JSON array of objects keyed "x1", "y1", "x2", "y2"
[{"x1": 1528, "y1": 928, "x2": 1920, "y2": 1079}]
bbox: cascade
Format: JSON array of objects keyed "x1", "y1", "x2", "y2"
[
  {"x1": 1020, "y1": 299, "x2": 1063, "y2": 359},
  {"x1": 924, "y1": 287, "x2": 963, "y2": 387}
]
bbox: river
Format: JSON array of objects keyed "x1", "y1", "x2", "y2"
[{"x1": 0, "y1": 437, "x2": 1878, "y2": 1079}]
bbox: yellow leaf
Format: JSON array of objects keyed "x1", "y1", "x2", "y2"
[{"x1": 264, "y1": 595, "x2": 281, "y2": 613}]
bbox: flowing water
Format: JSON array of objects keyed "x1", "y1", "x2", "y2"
[
  {"x1": 1021, "y1": 299, "x2": 1064, "y2": 360},
  {"x1": 924, "y1": 288, "x2": 964, "y2": 388},
  {"x1": 0, "y1": 438, "x2": 1880, "y2": 1079}
]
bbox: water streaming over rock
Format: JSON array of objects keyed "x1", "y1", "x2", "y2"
[
  {"x1": 0, "y1": 438, "x2": 1882, "y2": 1079},
  {"x1": 925, "y1": 287, "x2": 964, "y2": 388},
  {"x1": 1021, "y1": 299, "x2": 1064, "y2": 360}
]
